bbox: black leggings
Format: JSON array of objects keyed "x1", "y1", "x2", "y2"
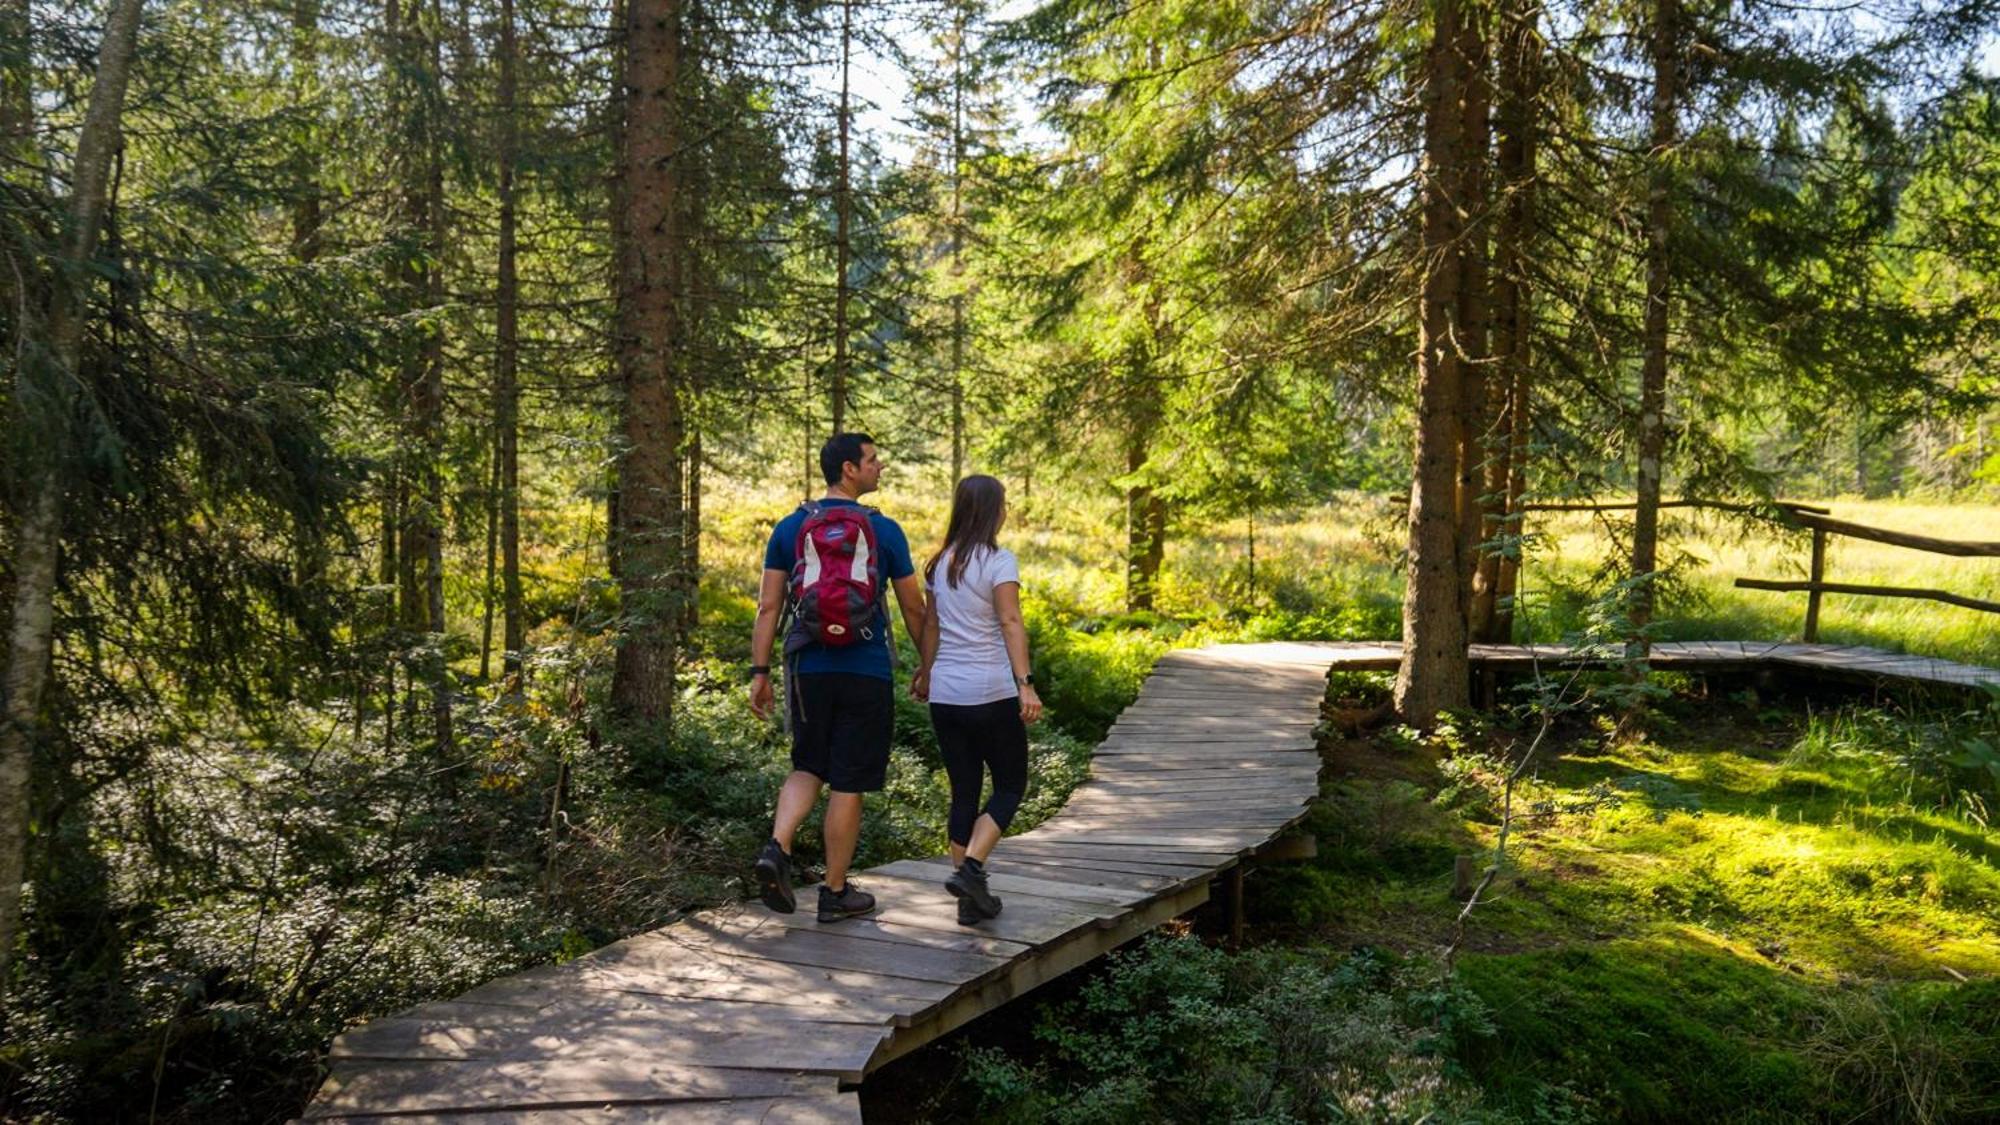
[{"x1": 930, "y1": 699, "x2": 1029, "y2": 847}]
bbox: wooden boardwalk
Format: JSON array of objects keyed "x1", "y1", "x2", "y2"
[
  {"x1": 299, "y1": 642, "x2": 1335, "y2": 1123},
  {"x1": 297, "y1": 638, "x2": 1997, "y2": 1123}
]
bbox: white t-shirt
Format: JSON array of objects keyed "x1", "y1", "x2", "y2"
[{"x1": 926, "y1": 544, "x2": 1021, "y2": 706}]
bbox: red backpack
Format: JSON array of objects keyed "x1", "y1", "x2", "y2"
[{"x1": 785, "y1": 502, "x2": 885, "y2": 650}]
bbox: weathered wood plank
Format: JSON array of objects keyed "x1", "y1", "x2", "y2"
[
  {"x1": 302, "y1": 1059, "x2": 834, "y2": 1119},
  {"x1": 304, "y1": 641, "x2": 1361, "y2": 1119},
  {"x1": 872, "y1": 860, "x2": 1147, "y2": 908},
  {"x1": 911, "y1": 853, "x2": 1197, "y2": 889},
  {"x1": 319, "y1": 1095, "x2": 864, "y2": 1124}
]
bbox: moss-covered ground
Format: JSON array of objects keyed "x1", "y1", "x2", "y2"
[{"x1": 1248, "y1": 675, "x2": 2000, "y2": 1121}]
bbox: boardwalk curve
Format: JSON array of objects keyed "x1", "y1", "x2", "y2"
[
  {"x1": 299, "y1": 638, "x2": 1999, "y2": 1123},
  {"x1": 300, "y1": 642, "x2": 1335, "y2": 1123}
]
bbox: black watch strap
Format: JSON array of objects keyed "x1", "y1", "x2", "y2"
[{"x1": 750, "y1": 665, "x2": 771, "y2": 678}]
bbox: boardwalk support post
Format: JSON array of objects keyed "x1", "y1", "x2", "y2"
[{"x1": 1804, "y1": 528, "x2": 1826, "y2": 642}]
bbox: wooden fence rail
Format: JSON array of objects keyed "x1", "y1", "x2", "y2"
[{"x1": 1388, "y1": 494, "x2": 2000, "y2": 643}]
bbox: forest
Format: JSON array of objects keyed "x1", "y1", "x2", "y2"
[{"x1": 4, "y1": 0, "x2": 2000, "y2": 1119}]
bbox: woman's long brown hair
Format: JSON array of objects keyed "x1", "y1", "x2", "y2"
[{"x1": 926, "y1": 474, "x2": 1006, "y2": 590}]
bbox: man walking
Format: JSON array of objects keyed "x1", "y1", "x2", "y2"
[{"x1": 748, "y1": 433, "x2": 923, "y2": 921}]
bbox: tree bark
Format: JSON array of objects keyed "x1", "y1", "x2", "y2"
[
  {"x1": 1455, "y1": 5, "x2": 1492, "y2": 632},
  {"x1": 1483, "y1": 0, "x2": 1540, "y2": 644},
  {"x1": 0, "y1": 0, "x2": 146, "y2": 1001},
  {"x1": 949, "y1": 3, "x2": 966, "y2": 485},
  {"x1": 830, "y1": 0, "x2": 853, "y2": 433},
  {"x1": 609, "y1": 0, "x2": 686, "y2": 724},
  {"x1": 1629, "y1": 0, "x2": 1678, "y2": 656},
  {"x1": 682, "y1": 427, "x2": 701, "y2": 636},
  {"x1": 1395, "y1": 0, "x2": 1472, "y2": 727},
  {"x1": 496, "y1": 0, "x2": 524, "y2": 679},
  {"x1": 290, "y1": 0, "x2": 323, "y2": 262}
]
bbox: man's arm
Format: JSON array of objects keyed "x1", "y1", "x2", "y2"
[
  {"x1": 748, "y1": 568, "x2": 787, "y2": 720},
  {"x1": 891, "y1": 573, "x2": 926, "y2": 649}
]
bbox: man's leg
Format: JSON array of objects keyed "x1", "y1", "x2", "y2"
[
  {"x1": 823, "y1": 790, "x2": 862, "y2": 889},
  {"x1": 770, "y1": 770, "x2": 824, "y2": 854}
]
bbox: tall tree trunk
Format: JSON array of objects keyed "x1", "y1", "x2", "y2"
[
  {"x1": 609, "y1": 0, "x2": 686, "y2": 724},
  {"x1": 1125, "y1": 433, "x2": 1165, "y2": 614},
  {"x1": 1629, "y1": 0, "x2": 1678, "y2": 656},
  {"x1": 830, "y1": 0, "x2": 853, "y2": 432},
  {"x1": 394, "y1": 0, "x2": 452, "y2": 752},
  {"x1": 948, "y1": 3, "x2": 966, "y2": 485},
  {"x1": 1483, "y1": 0, "x2": 1541, "y2": 644},
  {"x1": 0, "y1": 0, "x2": 146, "y2": 1001},
  {"x1": 480, "y1": 422, "x2": 500, "y2": 681},
  {"x1": 1395, "y1": 0, "x2": 1472, "y2": 727},
  {"x1": 1455, "y1": 6, "x2": 1492, "y2": 634},
  {"x1": 682, "y1": 427, "x2": 701, "y2": 636},
  {"x1": 289, "y1": 0, "x2": 323, "y2": 262},
  {"x1": 496, "y1": 0, "x2": 524, "y2": 679}
]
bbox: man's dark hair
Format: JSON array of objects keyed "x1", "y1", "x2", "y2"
[{"x1": 820, "y1": 432, "x2": 875, "y2": 485}]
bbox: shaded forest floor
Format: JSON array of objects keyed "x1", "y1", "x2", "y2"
[{"x1": 865, "y1": 673, "x2": 2000, "y2": 1122}]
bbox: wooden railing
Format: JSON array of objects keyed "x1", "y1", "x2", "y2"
[
  {"x1": 1384, "y1": 495, "x2": 2000, "y2": 642},
  {"x1": 1732, "y1": 506, "x2": 2000, "y2": 641}
]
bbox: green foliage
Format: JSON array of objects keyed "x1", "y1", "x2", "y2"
[{"x1": 960, "y1": 937, "x2": 1499, "y2": 1124}]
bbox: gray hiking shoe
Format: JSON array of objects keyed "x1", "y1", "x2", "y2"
[
  {"x1": 753, "y1": 838, "x2": 795, "y2": 914},
  {"x1": 817, "y1": 880, "x2": 876, "y2": 923},
  {"x1": 946, "y1": 858, "x2": 1003, "y2": 920}
]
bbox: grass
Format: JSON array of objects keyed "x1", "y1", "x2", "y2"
[
  {"x1": 501, "y1": 479, "x2": 2000, "y2": 1118},
  {"x1": 1516, "y1": 500, "x2": 2000, "y2": 667},
  {"x1": 689, "y1": 484, "x2": 1998, "y2": 667},
  {"x1": 1250, "y1": 682, "x2": 2000, "y2": 1121}
]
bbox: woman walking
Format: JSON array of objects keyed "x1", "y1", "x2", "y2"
[{"x1": 913, "y1": 474, "x2": 1042, "y2": 925}]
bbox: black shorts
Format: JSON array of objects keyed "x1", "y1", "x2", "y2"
[{"x1": 790, "y1": 673, "x2": 894, "y2": 792}]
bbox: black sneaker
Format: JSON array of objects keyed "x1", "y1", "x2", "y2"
[
  {"x1": 956, "y1": 895, "x2": 981, "y2": 926},
  {"x1": 946, "y1": 858, "x2": 1003, "y2": 920},
  {"x1": 817, "y1": 880, "x2": 876, "y2": 923},
  {"x1": 753, "y1": 838, "x2": 795, "y2": 914}
]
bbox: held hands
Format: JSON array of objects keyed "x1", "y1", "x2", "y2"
[
  {"x1": 749, "y1": 673, "x2": 774, "y2": 721},
  {"x1": 910, "y1": 668, "x2": 930, "y2": 703},
  {"x1": 1020, "y1": 683, "x2": 1043, "y2": 725}
]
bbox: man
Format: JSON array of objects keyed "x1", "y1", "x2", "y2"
[{"x1": 748, "y1": 433, "x2": 924, "y2": 922}]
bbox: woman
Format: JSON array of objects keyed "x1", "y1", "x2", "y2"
[{"x1": 913, "y1": 474, "x2": 1042, "y2": 925}]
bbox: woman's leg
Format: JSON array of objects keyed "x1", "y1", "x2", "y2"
[
  {"x1": 966, "y1": 699, "x2": 1029, "y2": 865},
  {"x1": 931, "y1": 703, "x2": 985, "y2": 864}
]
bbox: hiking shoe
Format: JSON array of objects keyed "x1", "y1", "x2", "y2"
[
  {"x1": 817, "y1": 880, "x2": 876, "y2": 923},
  {"x1": 946, "y1": 858, "x2": 1003, "y2": 920},
  {"x1": 956, "y1": 894, "x2": 982, "y2": 926},
  {"x1": 753, "y1": 838, "x2": 795, "y2": 915}
]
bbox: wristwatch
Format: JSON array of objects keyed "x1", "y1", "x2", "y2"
[
  {"x1": 1015, "y1": 673, "x2": 1034, "y2": 687},
  {"x1": 750, "y1": 665, "x2": 771, "y2": 679}
]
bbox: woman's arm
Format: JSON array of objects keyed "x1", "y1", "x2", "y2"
[
  {"x1": 991, "y1": 581, "x2": 1042, "y2": 723},
  {"x1": 912, "y1": 581, "x2": 940, "y2": 701}
]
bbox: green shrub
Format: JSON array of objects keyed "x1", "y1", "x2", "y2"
[{"x1": 961, "y1": 937, "x2": 1500, "y2": 1124}]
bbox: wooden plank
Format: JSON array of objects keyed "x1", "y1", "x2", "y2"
[
  {"x1": 1025, "y1": 829, "x2": 1271, "y2": 850},
  {"x1": 1094, "y1": 740, "x2": 1318, "y2": 753},
  {"x1": 693, "y1": 907, "x2": 1034, "y2": 960},
  {"x1": 910, "y1": 853, "x2": 1198, "y2": 889},
  {"x1": 563, "y1": 936, "x2": 958, "y2": 1005},
  {"x1": 395, "y1": 995, "x2": 888, "y2": 1030},
  {"x1": 322, "y1": 1095, "x2": 864, "y2": 1124},
  {"x1": 872, "y1": 859, "x2": 1147, "y2": 908},
  {"x1": 827, "y1": 871, "x2": 1108, "y2": 951},
  {"x1": 998, "y1": 838, "x2": 1241, "y2": 866},
  {"x1": 330, "y1": 1014, "x2": 887, "y2": 1079},
  {"x1": 638, "y1": 917, "x2": 1011, "y2": 985},
  {"x1": 1088, "y1": 760, "x2": 1320, "y2": 777},
  {"x1": 303, "y1": 1059, "x2": 833, "y2": 1119},
  {"x1": 1071, "y1": 789, "x2": 1314, "y2": 806},
  {"x1": 870, "y1": 880, "x2": 1212, "y2": 1070}
]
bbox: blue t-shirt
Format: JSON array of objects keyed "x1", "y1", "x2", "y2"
[{"x1": 764, "y1": 498, "x2": 914, "y2": 681}]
